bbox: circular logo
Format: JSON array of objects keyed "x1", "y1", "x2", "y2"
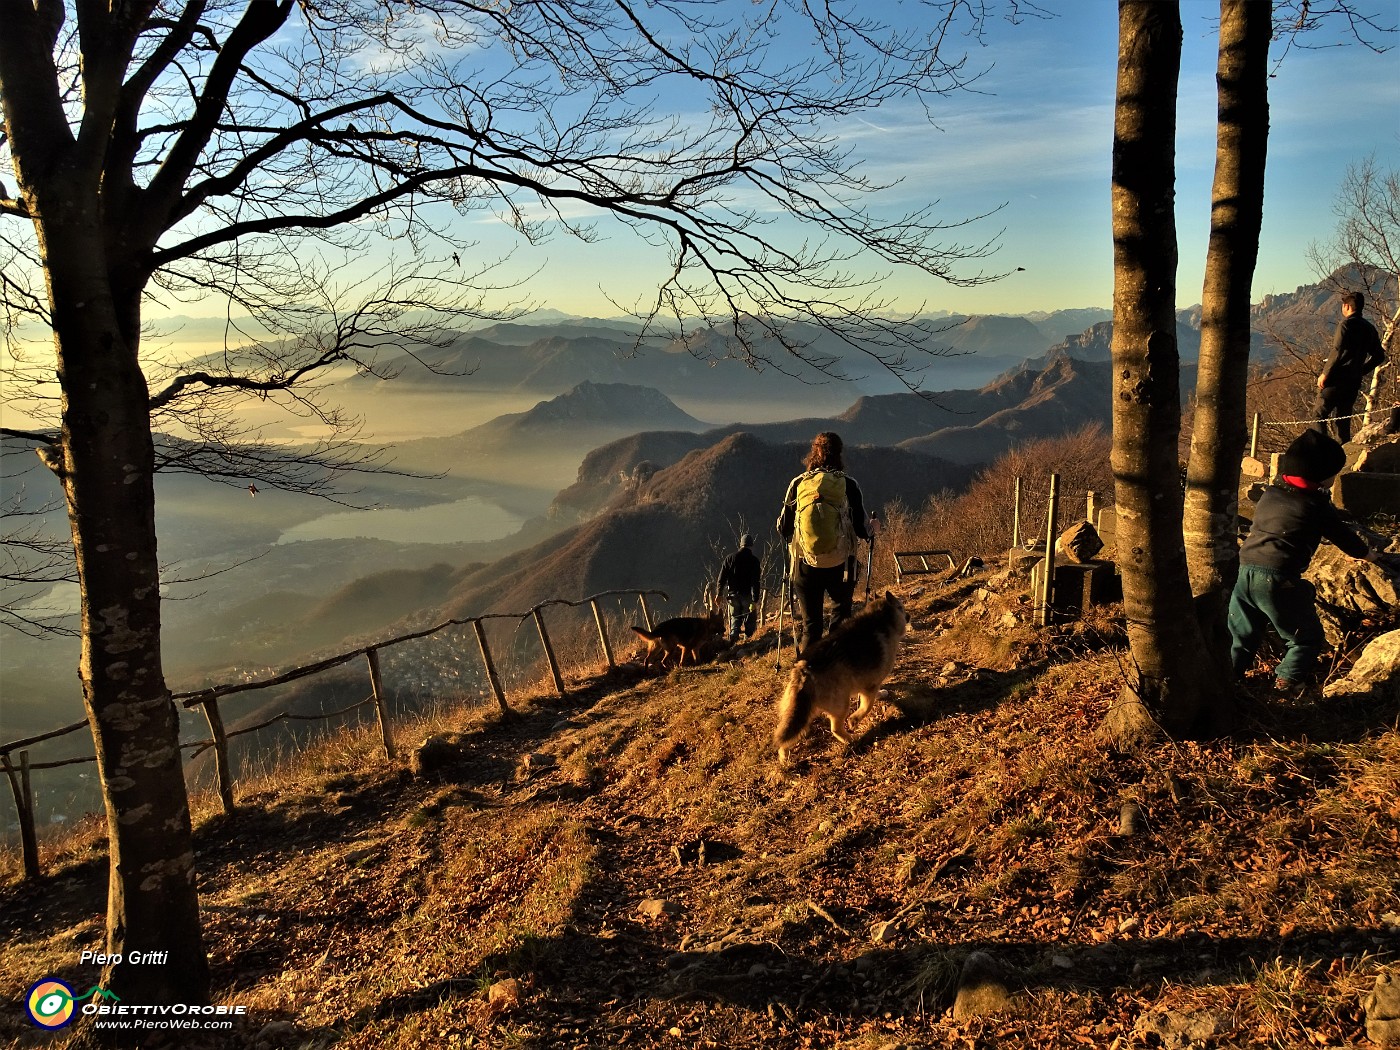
[{"x1": 25, "y1": 979, "x2": 77, "y2": 1030}]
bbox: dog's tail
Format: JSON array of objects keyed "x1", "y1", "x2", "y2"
[
  {"x1": 773, "y1": 660, "x2": 815, "y2": 750},
  {"x1": 630, "y1": 625, "x2": 661, "y2": 642}
]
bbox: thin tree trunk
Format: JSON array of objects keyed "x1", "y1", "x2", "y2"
[
  {"x1": 1184, "y1": 0, "x2": 1271, "y2": 707},
  {"x1": 1104, "y1": 1, "x2": 1216, "y2": 748}
]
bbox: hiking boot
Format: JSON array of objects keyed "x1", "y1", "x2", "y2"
[{"x1": 1274, "y1": 678, "x2": 1309, "y2": 700}]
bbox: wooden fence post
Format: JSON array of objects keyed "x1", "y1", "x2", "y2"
[
  {"x1": 1012, "y1": 476, "x2": 1023, "y2": 549},
  {"x1": 590, "y1": 599, "x2": 616, "y2": 670},
  {"x1": 1, "y1": 750, "x2": 40, "y2": 880},
  {"x1": 1037, "y1": 473, "x2": 1061, "y2": 627},
  {"x1": 637, "y1": 592, "x2": 654, "y2": 631},
  {"x1": 200, "y1": 700, "x2": 237, "y2": 815},
  {"x1": 471, "y1": 620, "x2": 511, "y2": 714},
  {"x1": 365, "y1": 648, "x2": 396, "y2": 762},
  {"x1": 532, "y1": 608, "x2": 567, "y2": 697},
  {"x1": 1250, "y1": 412, "x2": 1261, "y2": 459},
  {"x1": 1086, "y1": 490, "x2": 1101, "y2": 527}
]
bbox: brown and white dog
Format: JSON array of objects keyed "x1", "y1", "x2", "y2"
[{"x1": 773, "y1": 591, "x2": 909, "y2": 763}]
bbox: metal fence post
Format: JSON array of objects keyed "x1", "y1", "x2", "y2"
[
  {"x1": 1012, "y1": 476, "x2": 1023, "y2": 549},
  {"x1": 1037, "y1": 473, "x2": 1061, "y2": 627}
]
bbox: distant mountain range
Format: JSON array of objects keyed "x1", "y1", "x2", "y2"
[
  {"x1": 356, "y1": 309, "x2": 1117, "y2": 407},
  {"x1": 390, "y1": 380, "x2": 710, "y2": 487}
]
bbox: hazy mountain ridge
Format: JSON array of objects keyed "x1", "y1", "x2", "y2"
[
  {"x1": 388, "y1": 381, "x2": 710, "y2": 487},
  {"x1": 548, "y1": 348, "x2": 1128, "y2": 519},
  {"x1": 353, "y1": 311, "x2": 1114, "y2": 405}
]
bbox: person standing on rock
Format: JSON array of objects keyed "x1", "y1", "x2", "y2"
[
  {"x1": 1228, "y1": 429, "x2": 1380, "y2": 697},
  {"x1": 1313, "y1": 291, "x2": 1387, "y2": 444}
]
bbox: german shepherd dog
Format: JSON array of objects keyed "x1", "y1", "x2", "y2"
[
  {"x1": 774, "y1": 591, "x2": 909, "y2": 763},
  {"x1": 630, "y1": 609, "x2": 724, "y2": 669}
]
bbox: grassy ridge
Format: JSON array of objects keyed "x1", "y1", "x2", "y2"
[{"x1": 1, "y1": 573, "x2": 1396, "y2": 1049}]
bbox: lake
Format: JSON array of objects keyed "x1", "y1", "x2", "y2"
[{"x1": 277, "y1": 496, "x2": 525, "y2": 546}]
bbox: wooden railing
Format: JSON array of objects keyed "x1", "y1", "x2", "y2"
[{"x1": 1, "y1": 587, "x2": 670, "y2": 880}]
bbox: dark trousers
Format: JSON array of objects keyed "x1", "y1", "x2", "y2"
[
  {"x1": 1311, "y1": 385, "x2": 1359, "y2": 443},
  {"x1": 792, "y1": 559, "x2": 855, "y2": 655},
  {"x1": 1227, "y1": 564, "x2": 1325, "y2": 685},
  {"x1": 725, "y1": 593, "x2": 757, "y2": 641}
]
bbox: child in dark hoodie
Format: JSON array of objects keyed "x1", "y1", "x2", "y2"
[{"x1": 1228, "y1": 429, "x2": 1378, "y2": 695}]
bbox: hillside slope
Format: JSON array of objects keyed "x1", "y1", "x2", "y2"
[
  {"x1": 436, "y1": 432, "x2": 973, "y2": 620},
  {"x1": 3, "y1": 573, "x2": 1395, "y2": 1049}
]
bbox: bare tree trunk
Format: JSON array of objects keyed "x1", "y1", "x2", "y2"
[
  {"x1": 1, "y1": 6, "x2": 211, "y2": 1009},
  {"x1": 1104, "y1": 1, "x2": 1217, "y2": 748},
  {"x1": 45, "y1": 214, "x2": 209, "y2": 1007},
  {"x1": 1183, "y1": 0, "x2": 1271, "y2": 718}
]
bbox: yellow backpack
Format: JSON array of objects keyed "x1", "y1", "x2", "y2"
[{"x1": 794, "y1": 470, "x2": 855, "y2": 568}]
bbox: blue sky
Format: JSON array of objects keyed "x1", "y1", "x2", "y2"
[{"x1": 507, "y1": 2, "x2": 1399, "y2": 319}]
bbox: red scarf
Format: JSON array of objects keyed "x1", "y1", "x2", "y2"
[{"x1": 1280, "y1": 475, "x2": 1316, "y2": 491}]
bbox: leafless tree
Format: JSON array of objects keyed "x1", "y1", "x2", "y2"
[
  {"x1": 1104, "y1": 1, "x2": 1222, "y2": 747},
  {"x1": 1307, "y1": 155, "x2": 1400, "y2": 425},
  {"x1": 1105, "y1": 1, "x2": 1392, "y2": 748},
  {"x1": 0, "y1": 0, "x2": 1038, "y2": 1009}
]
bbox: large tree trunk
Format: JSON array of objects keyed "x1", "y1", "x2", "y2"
[
  {"x1": 2, "y1": 3, "x2": 211, "y2": 1010},
  {"x1": 1103, "y1": 1, "x2": 1218, "y2": 748},
  {"x1": 43, "y1": 203, "x2": 209, "y2": 1009},
  {"x1": 1183, "y1": 0, "x2": 1271, "y2": 699}
]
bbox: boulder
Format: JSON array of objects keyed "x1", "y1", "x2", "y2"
[
  {"x1": 1324, "y1": 630, "x2": 1400, "y2": 703},
  {"x1": 637, "y1": 898, "x2": 682, "y2": 920},
  {"x1": 1333, "y1": 471, "x2": 1400, "y2": 518},
  {"x1": 1354, "y1": 437, "x2": 1400, "y2": 473},
  {"x1": 951, "y1": 951, "x2": 1015, "y2": 1020},
  {"x1": 409, "y1": 733, "x2": 466, "y2": 778},
  {"x1": 1132, "y1": 1007, "x2": 1231, "y2": 1047},
  {"x1": 488, "y1": 978, "x2": 522, "y2": 1009},
  {"x1": 1365, "y1": 969, "x2": 1400, "y2": 1047},
  {"x1": 1305, "y1": 546, "x2": 1400, "y2": 645},
  {"x1": 1056, "y1": 520, "x2": 1104, "y2": 564},
  {"x1": 1239, "y1": 456, "x2": 1267, "y2": 478}
]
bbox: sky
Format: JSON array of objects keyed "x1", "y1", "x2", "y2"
[
  {"x1": 13, "y1": 1, "x2": 1397, "y2": 338},
  {"x1": 475, "y1": 1, "x2": 1400, "y2": 320}
]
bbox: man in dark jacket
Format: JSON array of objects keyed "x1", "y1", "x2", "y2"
[
  {"x1": 1228, "y1": 429, "x2": 1377, "y2": 695},
  {"x1": 717, "y1": 534, "x2": 762, "y2": 643},
  {"x1": 776, "y1": 431, "x2": 874, "y2": 654},
  {"x1": 1312, "y1": 291, "x2": 1387, "y2": 443}
]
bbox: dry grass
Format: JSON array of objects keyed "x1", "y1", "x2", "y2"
[{"x1": 1, "y1": 570, "x2": 1396, "y2": 1049}]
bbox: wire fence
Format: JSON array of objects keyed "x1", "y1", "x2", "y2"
[
  {"x1": 1, "y1": 587, "x2": 672, "y2": 881},
  {"x1": 1249, "y1": 398, "x2": 1400, "y2": 458}
]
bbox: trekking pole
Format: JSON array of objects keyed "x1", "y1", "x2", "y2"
[
  {"x1": 774, "y1": 552, "x2": 793, "y2": 672},
  {"x1": 863, "y1": 516, "x2": 878, "y2": 601}
]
